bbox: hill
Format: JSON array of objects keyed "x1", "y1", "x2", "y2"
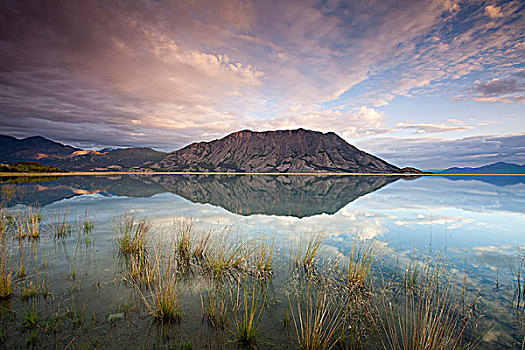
[
  {"x1": 0, "y1": 135, "x2": 79, "y2": 163},
  {"x1": 154, "y1": 129, "x2": 409, "y2": 173}
]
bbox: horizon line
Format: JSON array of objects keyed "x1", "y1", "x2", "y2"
[{"x1": 1, "y1": 172, "x2": 525, "y2": 177}]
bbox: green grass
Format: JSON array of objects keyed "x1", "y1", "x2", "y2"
[
  {"x1": 21, "y1": 303, "x2": 40, "y2": 329},
  {"x1": 21, "y1": 281, "x2": 39, "y2": 299}
]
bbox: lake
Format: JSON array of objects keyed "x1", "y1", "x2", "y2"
[{"x1": 0, "y1": 174, "x2": 524, "y2": 349}]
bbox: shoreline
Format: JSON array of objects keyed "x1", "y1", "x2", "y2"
[{"x1": 1, "y1": 171, "x2": 525, "y2": 177}]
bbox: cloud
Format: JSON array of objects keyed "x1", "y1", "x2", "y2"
[
  {"x1": 355, "y1": 133, "x2": 525, "y2": 169},
  {"x1": 0, "y1": 0, "x2": 523, "y2": 151},
  {"x1": 485, "y1": 5, "x2": 504, "y2": 18},
  {"x1": 453, "y1": 73, "x2": 525, "y2": 103},
  {"x1": 250, "y1": 106, "x2": 392, "y2": 137},
  {"x1": 394, "y1": 121, "x2": 474, "y2": 134}
]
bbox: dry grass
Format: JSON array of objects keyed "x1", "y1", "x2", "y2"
[
  {"x1": 201, "y1": 282, "x2": 229, "y2": 328},
  {"x1": 253, "y1": 239, "x2": 274, "y2": 276},
  {"x1": 116, "y1": 212, "x2": 151, "y2": 255},
  {"x1": 345, "y1": 239, "x2": 375, "y2": 288},
  {"x1": 47, "y1": 207, "x2": 72, "y2": 238},
  {"x1": 11, "y1": 206, "x2": 41, "y2": 239},
  {"x1": 379, "y1": 275, "x2": 479, "y2": 350},
  {"x1": 140, "y1": 255, "x2": 182, "y2": 322},
  {"x1": 121, "y1": 250, "x2": 156, "y2": 286},
  {"x1": 291, "y1": 234, "x2": 324, "y2": 271},
  {"x1": 0, "y1": 254, "x2": 13, "y2": 298},
  {"x1": 204, "y1": 234, "x2": 251, "y2": 279},
  {"x1": 232, "y1": 278, "x2": 269, "y2": 347},
  {"x1": 290, "y1": 279, "x2": 345, "y2": 350}
]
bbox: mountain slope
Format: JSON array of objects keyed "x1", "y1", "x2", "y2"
[
  {"x1": 0, "y1": 135, "x2": 79, "y2": 163},
  {"x1": 154, "y1": 129, "x2": 404, "y2": 173}
]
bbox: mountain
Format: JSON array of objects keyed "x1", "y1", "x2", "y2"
[
  {"x1": 0, "y1": 135, "x2": 79, "y2": 163},
  {"x1": 439, "y1": 162, "x2": 525, "y2": 174},
  {"x1": 437, "y1": 162, "x2": 525, "y2": 186},
  {"x1": 0, "y1": 135, "x2": 167, "y2": 171},
  {"x1": 0, "y1": 130, "x2": 418, "y2": 173},
  {"x1": 53, "y1": 148, "x2": 167, "y2": 171},
  {"x1": 154, "y1": 129, "x2": 409, "y2": 173}
]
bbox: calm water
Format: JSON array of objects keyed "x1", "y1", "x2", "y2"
[{"x1": 1, "y1": 174, "x2": 524, "y2": 348}]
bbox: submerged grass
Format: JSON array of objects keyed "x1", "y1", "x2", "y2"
[
  {"x1": 0, "y1": 255, "x2": 13, "y2": 298},
  {"x1": 201, "y1": 281, "x2": 229, "y2": 328},
  {"x1": 232, "y1": 278, "x2": 269, "y2": 347},
  {"x1": 47, "y1": 206, "x2": 72, "y2": 238},
  {"x1": 140, "y1": 255, "x2": 182, "y2": 323},
  {"x1": 291, "y1": 234, "x2": 324, "y2": 271},
  {"x1": 204, "y1": 234, "x2": 251, "y2": 279},
  {"x1": 345, "y1": 239, "x2": 376, "y2": 289},
  {"x1": 379, "y1": 260, "x2": 481, "y2": 350},
  {"x1": 11, "y1": 206, "x2": 41, "y2": 239},
  {"x1": 290, "y1": 278, "x2": 345, "y2": 350},
  {"x1": 116, "y1": 212, "x2": 151, "y2": 255}
]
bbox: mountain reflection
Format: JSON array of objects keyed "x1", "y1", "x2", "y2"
[{"x1": 1, "y1": 174, "x2": 401, "y2": 217}]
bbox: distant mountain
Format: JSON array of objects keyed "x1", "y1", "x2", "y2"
[
  {"x1": 0, "y1": 135, "x2": 79, "y2": 163},
  {"x1": 0, "y1": 130, "x2": 419, "y2": 173},
  {"x1": 53, "y1": 148, "x2": 167, "y2": 171},
  {"x1": 439, "y1": 162, "x2": 525, "y2": 174},
  {"x1": 154, "y1": 129, "x2": 414, "y2": 173}
]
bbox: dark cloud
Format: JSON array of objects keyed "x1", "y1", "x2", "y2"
[{"x1": 468, "y1": 74, "x2": 525, "y2": 102}]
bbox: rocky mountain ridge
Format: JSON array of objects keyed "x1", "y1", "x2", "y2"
[{"x1": 0, "y1": 129, "x2": 419, "y2": 173}]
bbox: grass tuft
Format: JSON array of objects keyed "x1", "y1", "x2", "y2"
[
  {"x1": 290, "y1": 279, "x2": 345, "y2": 350},
  {"x1": 116, "y1": 212, "x2": 151, "y2": 255},
  {"x1": 140, "y1": 256, "x2": 182, "y2": 323}
]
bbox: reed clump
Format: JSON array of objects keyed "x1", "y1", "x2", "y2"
[
  {"x1": 345, "y1": 239, "x2": 375, "y2": 289},
  {"x1": 12, "y1": 206, "x2": 41, "y2": 239},
  {"x1": 291, "y1": 234, "x2": 324, "y2": 271},
  {"x1": 253, "y1": 239, "x2": 274, "y2": 276},
  {"x1": 141, "y1": 256, "x2": 182, "y2": 323},
  {"x1": 290, "y1": 278, "x2": 345, "y2": 350},
  {"x1": 0, "y1": 255, "x2": 13, "y2": 298},
  {"x1": 379, "y1": 269, "x2": 480, "y2": 350},
  {"x1": 232, "y1": 278, "x2": 268, "y2": 347},
  {"x1": 204, "y1": 234, "x2": 251, "y2": 279},
  {"x1": 121, "y1": 250, "x2": 156, "y2": 286},
  {"x1": 116, "y1": 212, "x2": 151, "y2": 255},
  {"x1": 201, "y1": 282, "x2": 229, "y2": 328},
  {"x1": 48, "y1": 207, "x2": 72, "y2": 238},
  {"x1": 173, "y1": 218, "x2": 211, "y2": 267}
]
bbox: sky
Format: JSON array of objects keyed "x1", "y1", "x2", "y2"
[{"x1": 0, "y1": 0, "x2": 523, "y2": 169}]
